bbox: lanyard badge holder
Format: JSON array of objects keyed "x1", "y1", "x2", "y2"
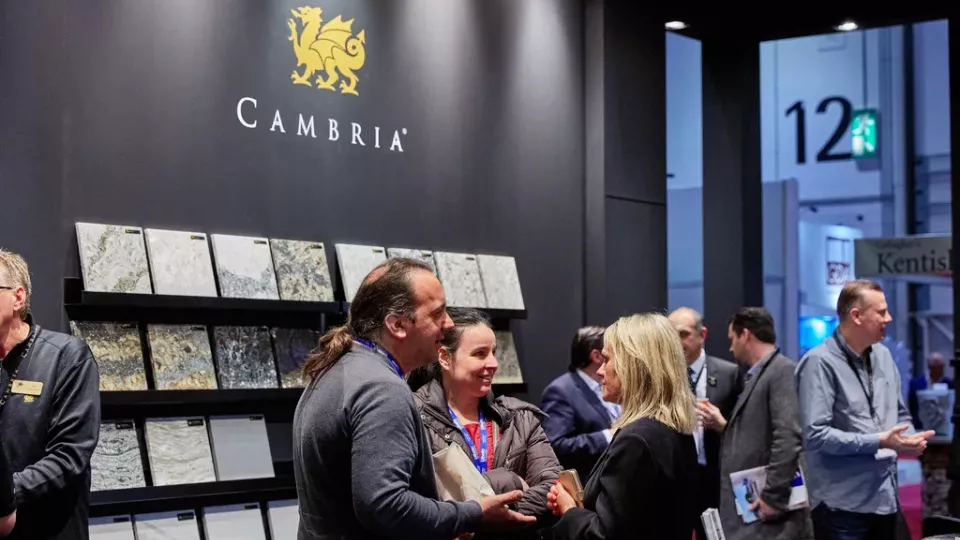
[{"x1": 448, "y1": 407, "x2": 489, "y2": 474}]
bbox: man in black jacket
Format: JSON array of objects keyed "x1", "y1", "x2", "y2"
[
  {"x1": 669, "y1": 307, "x2": 739, "y2": 540},
  {"x1": 0, "y1": 249, "x2": 100, "y2": 540}
]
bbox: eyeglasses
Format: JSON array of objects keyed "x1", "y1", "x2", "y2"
[{"x1": 0, "y1": 286, "x2": 13, "y2": 291}]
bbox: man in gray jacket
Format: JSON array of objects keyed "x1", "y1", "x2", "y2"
[
  {"x1": 698, "y1": 307, "x2": 812, "y2": 540},
  {"x1": 292, "y1": 257, "x2": 534, "y2": 539}
]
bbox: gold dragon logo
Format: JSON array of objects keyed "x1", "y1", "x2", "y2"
[{"x1": 287, "y1": 6, "x2": 367, "y2": 96}]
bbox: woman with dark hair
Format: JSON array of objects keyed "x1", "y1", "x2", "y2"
[{"x1": 412, "y1": 308, "x2": 562, "y2": 538}]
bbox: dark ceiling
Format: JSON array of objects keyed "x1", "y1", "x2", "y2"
[{"x1": 662, "y1": 8, "x2": 953, "y2": 42}]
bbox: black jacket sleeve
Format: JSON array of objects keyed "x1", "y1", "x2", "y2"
[
  {"x1": 552, "y1": 430, "x2": 655, "y2": 540},
  {"x1": 0, "y1": 443, "x2": 14, "y2": 518},
  {"x1": 13, "y1": 343, "x2": 100, "y2": 504}
]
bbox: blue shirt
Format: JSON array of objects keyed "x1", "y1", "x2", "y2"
[{"x1": 795, "y1": 331, "x2": 913, "y2": 515}]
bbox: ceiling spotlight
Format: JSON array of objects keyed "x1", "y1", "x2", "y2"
[
  {"x1": 836, "y1": 21, "x2": 858, "y2": 32},
  {"x1": 665, "y1": 21, "x2": 688, "y2": 31}
]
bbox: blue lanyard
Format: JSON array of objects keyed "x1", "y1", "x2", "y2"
[
  {"x1": 353, "y1": 338, "x2": 403, "y2": 378},
  {"x1": 448, "y1": 407, "x2": 488, "y2": 473}
]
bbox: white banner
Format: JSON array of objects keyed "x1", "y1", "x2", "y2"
[{"x1": 854, "y1": 235, "x2": 951, "y2": 277}]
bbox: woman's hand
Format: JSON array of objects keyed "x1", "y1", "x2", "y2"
[{"x1": 547, "y1": 481, "x2": 576, "y2": 516}]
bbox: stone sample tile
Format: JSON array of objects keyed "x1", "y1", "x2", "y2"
[
  {"x1": 91, "y1": 421, "x2": 146, "y2": 491},
  {"x1": 213, "y1": 326, "x2": 278, "y2": 389},
  {"x1": 144, "y1": 229, "x2": 218, "y2": 297},
  {"x1": 89, "y1": 516, "x2": 137, "y2": 540},
  {"x1": 134, "y1": 511, "x2": 202, "y2": 540},
  {"x1": 210, "y1": 234, "x2": 280, "y2": 300},
  {"x1": 493, "y1": 330, "x2": 523, "y2": 384},
  {"x1": 76, "y1": 223, "x2": 152, "y2": 294},
  {"x1": 267, "y1": 500, "x2": 299, "y2": 540},
  {"x1": 147, "y1": 325, "x2": 218, "y2": 390},
  {"x1": 144, "y1": 418, "x2": 216, "y2": 487},
  {"x1": 271, "y1": 327, "x2": 320, "y2": 388},
  {"x1": 435, "y1": 252, "x2": 488, "y2": 308},
  {"x1": 387, "y1": 248, "x2": 437, "y2": 275},
  {"x1": 270, "y1": 239, "x2": 334, "y2": 302},
  {"x1": 477, "y1": 254, "x2": 525, "y2": 310},
  {"x1": 202, "y1": 504, "x2": 266, "y2": 540},
  {"x1": 208, "y1": 416, "x2": 275, "y2": 481},
  {"x1": 335, "y1": 243, "x2": 387, "y2": 302},
  {"x1": 71, "y1": 321, "x2": 147, "y2": 391}
]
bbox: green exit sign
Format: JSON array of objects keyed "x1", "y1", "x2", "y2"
[{"x1": 851, "y1": 109, "x2": 878, "y2": 159}]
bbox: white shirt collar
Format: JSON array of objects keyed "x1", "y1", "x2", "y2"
[
  {"x1": 576, "y1": 369, "x2": 602, "y2": 393},
  {"x1": 689, "y1": 349, "x2": 706, "y2": 374}
]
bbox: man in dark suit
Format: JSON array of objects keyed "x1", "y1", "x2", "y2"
[
  {"x1": 699, "y1": 307, "x2": 813, "y2": 540},
  {"x1": 668, "y1": 307, "x2": 739, "y2": 540},
  {"x1": 541, "y1": 326, "x2": 621, "y2": 480},
  {"x1": 908, "y1": 352, "x2": 954, "y2": 428}
]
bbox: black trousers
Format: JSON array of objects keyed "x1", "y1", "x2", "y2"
[{"x1": 694, "y1": 465, "x2": 717, "y2": 540}]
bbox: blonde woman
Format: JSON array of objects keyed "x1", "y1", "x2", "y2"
[{"x1": 547, "y1": 313, "x2": 699, "y2": 539}]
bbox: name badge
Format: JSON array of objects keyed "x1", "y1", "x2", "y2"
[{"x1": 12, "y1": 380, "x2": 43, "y2": 396}]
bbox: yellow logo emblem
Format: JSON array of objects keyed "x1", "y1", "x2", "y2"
[{"x1": 288, "y1": 6, "x2": 367, "y2": 96}]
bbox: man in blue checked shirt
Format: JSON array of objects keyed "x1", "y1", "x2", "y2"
[{"x1": 796, "y1": 279, "x2": 934, "y2": 540}]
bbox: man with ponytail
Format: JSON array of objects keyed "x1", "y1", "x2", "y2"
[{"x1": 292, "y1": 258, "x2": 536, "y2": 539}]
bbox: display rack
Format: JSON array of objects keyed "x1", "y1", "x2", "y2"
[
  {"x1": 89, "y1": 477, "x2": 296, "y2": 518},
  {"x1": 64, "y1": 277, "x2": 343, "y2": 327},
  {"x1": 68, "y1": 277, "x2": 529, "y2": 518},
  {"x1": 99, "y1": 389, "x2": 303, "y2": 420}
]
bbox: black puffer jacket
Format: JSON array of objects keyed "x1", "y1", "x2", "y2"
[{"x1": 414, "y1": 380, "x2": 562, "y2": 536}]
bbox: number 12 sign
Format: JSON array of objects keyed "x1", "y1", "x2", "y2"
[{"x1": 850, "y1": 109, "x2": 878, "y2": 159}]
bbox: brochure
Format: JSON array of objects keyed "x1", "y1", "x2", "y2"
[{"x1": 730, "y1": 465, "x2": 808, "y2": 524}]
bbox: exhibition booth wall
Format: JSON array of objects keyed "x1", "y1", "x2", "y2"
[{"x1": 0, "y1": 0, "x2": 667, "y2": 404}]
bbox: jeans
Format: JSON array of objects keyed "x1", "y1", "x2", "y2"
[{"x1": 811, "y1": 504, "x2": 906, "y2": 540}]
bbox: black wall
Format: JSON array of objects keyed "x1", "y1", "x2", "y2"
[{"x1": 1, "y1": 0, "x2": 668, "y2": 402}]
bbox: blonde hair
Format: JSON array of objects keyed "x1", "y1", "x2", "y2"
[
  {"x1": 0, "y1": 249, "x2": 31, "y2": 321},
  {"x1": 605, "y1": 313, "x2": 697, "y2": 434}
]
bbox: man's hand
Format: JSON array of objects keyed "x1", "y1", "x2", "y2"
[
  {"x1": 748, "y1": 498, "x2": 779, "y2": 521},
  {"x1": 879, "y1": 424, "x2": 935, "y2": 456},
  {"x1": 697, "y1": 400, "x2": 727, "y2": 432},
  {"x1": 547, "y1": 481, "x2": 577, "y2": 516},
  {"x1": 478, "y1": 491, "x2": 537, "y2": 529}
]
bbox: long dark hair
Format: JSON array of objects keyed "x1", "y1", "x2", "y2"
[
  {"x1": 303, "y1": 257, "x2": 433, "y2": 380},
  {"x1": 407, "y1": 308, "x2": 491, "y2": 392}
]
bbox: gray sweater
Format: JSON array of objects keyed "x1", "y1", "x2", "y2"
[{"x1": 292, "y1": 344, "x2": 483, "y2": 539}]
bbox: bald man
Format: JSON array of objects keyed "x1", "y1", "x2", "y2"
[
  {"x1": 908, "y1": 352, "x2": 954, "y2": 429},
  {"x1": 668, "y1": 307, "x2": 739, "y2": 540}
]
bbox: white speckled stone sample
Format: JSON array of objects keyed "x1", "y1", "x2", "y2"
[
  {"x1": 335, "y1": 244, "x2": 387, "y2": 302},
  {"x1": 477, "y1": 254, "x2": 525, "y2": 310},
  {"x1": 134, "y1": 511, "x2": 202, "y2": 540},
  {"x1": 202, "y1": 504, "x2": 266, "y2": 540},
  {"x1": 269, "y1": 239, "x2": 334, "y2": 302},
  {"x1": 89, "y1": 516, "x2": 137, "y2": 540},
  {"x1": 272, "y1": 327, "x2": 320, "y2": 388},
  {"x1": 210, "y1": 234, "x2": 280, "y2": 300},
  {"x1": 144, "y1": 419, "x2": 216, "y2": 487},
  {"x1": 208, "y1": 416, "x2": 275, "y2": 481},
  {"x1": 91, "y1": 421, "x2": 146, "y2": 491},
  {"x1": 387, "y1": 248, "x2": 437, "y2": 275},
  {"x1": 71, "y1": 322, "x2": 147, "y2": 391},
  {"x1": 493, "y1": 331, "x2": 523, "y2": 384},
  {"x1": 76, "y1": 223, "x2": 153, "y2": 294},
  {"x1": 147, "y1": 325, "x2": 218, "y2": 390},
  {"x1": 144, "y1": 229, "x2": 218, "y2": 297},
  {"x1": 213, "y1": 326, "x2": 278, "y2": 389},
  {"x1": 434, "y1": 252, "x2": 488, "y2": 308}
]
